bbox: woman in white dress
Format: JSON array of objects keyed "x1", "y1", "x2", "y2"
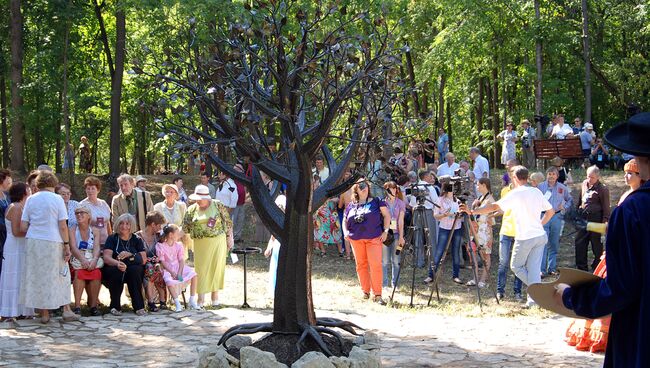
[
  {"x1": 497, "y1": 122, "x2": 518, "y2": 165},
  {"x1": 79, "y1": 176, "x2": 112, "y2": 246},
  {"x1": 153, "y1": 184, "x2": 187, "y2": 226},
  {"x1": 20, "y1": 171, "x2": 79, "y2": 323},
  {"x1": 0, "y1": 183, "x2": 34, "y2": 321},
  {"x1": 154, "y1": 184, "x2": 188, "y2": 258}
]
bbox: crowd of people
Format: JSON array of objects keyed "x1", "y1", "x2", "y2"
[
  {"x1": 0, "y1": 113, "x2": 642, "y2": 360},
  {"x1": 0, "y1": 168, "x2": 239, "y2": 323}
]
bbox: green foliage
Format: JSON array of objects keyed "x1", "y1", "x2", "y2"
[{"x1": 2, "y1": 0, "x2": 649, "y2": 172}]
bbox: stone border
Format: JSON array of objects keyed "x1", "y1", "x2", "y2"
[{"x1": 198, "y1": 330, "x2": 381, "y2": 368}]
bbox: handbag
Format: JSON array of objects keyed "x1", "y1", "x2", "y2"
[{"x1": 70, "y1": 250, "x2": 104, "y2": 269}]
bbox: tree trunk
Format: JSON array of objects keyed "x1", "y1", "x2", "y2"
[
  {"x1": 404, "y1": 46, "x2": 422, "y2": 118},
  {"x1": 491, "y1": 68, "x2": 500, "y2": 168},
  {"x1": 581, "y1": 0, "x2": 592, "y2": 122},
  {"x1": 534, "y1": 0, "x2": 543, "y2": 136},
  {"x1": 437, "y1": 75, "x2": 446, "y2": 133},
  {"x1": 446, "y1": 100, "x2": 452, "y2": 153},
  {"x1": 477, "y1": 77, "x2": 484, "y2": 134},
  {"x1": 0, "y1": 73, "x2": 9, "y2": 167},
  {"x1": 9, "y1": 0, "x2": 25, "y2": 173},
  {"x1": 272, "y1": 156, "x2": 315, "y2": 333},
  {"x1": 109, "y1": 6, "x2": 126, "y2": 176}
]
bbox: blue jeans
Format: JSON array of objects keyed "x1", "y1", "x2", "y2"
[
  {"x1": 541, "y1": 213, "x2": 563, "y2": 274},
  {"x1": 497, "y1": 235, "x2": 522, "y2": 295},
  {"x1": 382, "y1": 236, "x2": 401, "y2": 287},
  {"x1": 429, "y1": 227, "x2": 462, "y2": 279},
  {"x1": 511, "y1": 234, "x2": 548, "y2": 286}
]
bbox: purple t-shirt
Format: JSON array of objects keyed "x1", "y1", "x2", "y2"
[
  {"x1": 344, "y1": 197, "x2": 387, "y2": 241},
  {"x1": 384, "y1": 197, "x2": 406, "y2": 236}
]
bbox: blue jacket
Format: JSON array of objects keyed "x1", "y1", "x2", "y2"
[{"x1": 563, "y1": 182, "x2": 650, "y2": 367}]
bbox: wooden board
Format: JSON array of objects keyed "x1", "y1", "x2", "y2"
[{"x1": 533, "y1": 138, "x2": 585, "y2": 159}]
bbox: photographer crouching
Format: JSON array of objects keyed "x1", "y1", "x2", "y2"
[{"x1": 343, "y1": 178, "x2": 391, "y2": 305}]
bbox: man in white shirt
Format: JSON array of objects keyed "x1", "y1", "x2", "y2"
[
  {"x1": 469, "y1": 147, "x2": 489, "y2": 180},
  {"x1": 312, "y1": 155, "x2": 330, "y2": 182},
  {"x1": 549, "y1": 114, "x2": 574, "y2": 140},
  {"x1": 214, "y1": 171, "x2": 239, "y2": 213},
  {"x1": 437, "y1": 152, "x2": 460, "y2": 178},
  {"x1": 408, "y1": 170, "x2": 439, "y2": 269},
  {"x1": 465, "y1": 166, "x2": 555, "y2": 307}
]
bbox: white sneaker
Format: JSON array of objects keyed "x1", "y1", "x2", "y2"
[
  {"x1": 189, "y1": 302, "x2": 203, "y2": 310},
  {"x1": 211, "y1": 300, "x2": 220, "y2": 307},
  {"x1": 174, "y1": 301, "x2": 183, "y2": 312},
  {"x1": 478, "y1": 281, "x2": 486, "y2": 289},
  {"x1": 423, "y1": 277, "x2": 433, "y2": 284}
]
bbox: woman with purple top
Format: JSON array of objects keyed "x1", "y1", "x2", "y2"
[{"x1": 343, "y1": 178, "x2": 391, "y2": 305}]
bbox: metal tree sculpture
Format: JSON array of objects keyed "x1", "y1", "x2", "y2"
[{"x1": 153, "y1": 1, "x2": 402, "y2": 355}]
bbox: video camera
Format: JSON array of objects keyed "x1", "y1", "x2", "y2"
[
  {"x1": 407, "y1": 183, "x2": 434, "y2": 207},
  {"x1": 438, "y1": 169, "x2": 472, "y2": 203}
]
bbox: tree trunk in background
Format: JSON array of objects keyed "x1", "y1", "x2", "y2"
[
  {"x1": 109, "y1": 7, "x2": 126, "y2": 176},
  {"x1": 491, "y1": 68, "x2": 500, "y2": 168},
  {"x1": 534, "y1": 0, "x2": 543, "y2": 136},
  {"x1": 34, "y1": 95, "x2": 45, "y2": 165},
  {"x1": 477, "y1": 77, "x2": 484, "y2": 134},
  {"x1": 9, "y1": 0, "x2": 25, "y2": 173},
  {"x1": 404, "y1": 46, "x2": 422, "y2": 118},
  {"x1": 446, "y1": 100, "x2": 452, "y2": 153},
  {"x1": 581, "y1": 0, "x2": 592, "y2": 122},
  {"x1": 437, "y1": 74, "x2": 446, "y2": 135},
  {"x1": 399, "y1": 65, "x2": 410, "y2": 119},
  {"x1": 0, "y1": 73, "x2": 9, "y2": 167}
]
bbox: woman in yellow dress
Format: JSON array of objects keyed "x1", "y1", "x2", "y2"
[{"x1": 183, "y1": 185, "x2": 233, "y2": 307}]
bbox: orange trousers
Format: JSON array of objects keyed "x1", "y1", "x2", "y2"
[{"x1": 349, "y1": 236, "x2": 383, "y2": 297}]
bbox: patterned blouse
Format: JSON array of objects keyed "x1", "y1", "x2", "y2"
[{"x1": 183, "y1": 200, "x2": 233, "y2": 239}]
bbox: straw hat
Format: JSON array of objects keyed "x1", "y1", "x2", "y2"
[
  {"x1": 161, "y1": 183, "x2": 179, "y2": 197},
  {"x1": 550, "y1": 156, "x2": 564, "y2": 166},
  {"x1": 527, "y1": 267, "x2": 600, "y2": 318},
  {"x1": 189, "y1": 184, "x2": 212, "y2": 201},
  {"x1": 624, "y1": 159, "x2": 639, "y2": 174}
]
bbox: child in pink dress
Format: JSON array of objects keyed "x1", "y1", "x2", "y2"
[{"x1": 156, "y1": 224, "x2": 199, "y2": 312}]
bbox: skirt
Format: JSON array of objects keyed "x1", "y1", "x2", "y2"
[
  {"x1": 193, "y1": 234, "x2": 227, "y2": 294},
  {"x1": 76, "y1": 268, "x2": 102, "y2": 281},
  {"x1": 20, "y1": 238, "x2": 71, "y2": 309},
  {"x1": 0, "y1": 234, "x2": 34, "y2": 317}
]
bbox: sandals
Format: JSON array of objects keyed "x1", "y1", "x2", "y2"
[
  {"x1": 90, "y1": 307, "x2": 102, "y2": 317},
  {"x1": 148, "y1": 302, "x2": 160, "y2": 312},
  {"x1": 362, "y1": 292, "x2": 370, "y2": 300},
  {"x1": 373, "y1": 295, "x2": 386, "y2": 306},
  {"x1": 62, "y1": 310, "x2": 80, "y2": 322}
]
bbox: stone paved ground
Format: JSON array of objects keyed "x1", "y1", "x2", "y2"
[{"x1": 0, "y1": 305, "x2": 604, "y2": 367}]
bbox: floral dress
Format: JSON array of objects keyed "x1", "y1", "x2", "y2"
[{"x1": 314, "y1": 200, "x2": 342, "y2": 244}]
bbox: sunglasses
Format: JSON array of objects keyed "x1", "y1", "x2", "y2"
[{"x1": 74, "y1": 212, "x2": 89, "y2": 216}]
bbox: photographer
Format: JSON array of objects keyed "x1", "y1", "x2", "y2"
[
  {"x1": 429, "y1": 183, "x2": 464, "y2": 284},
  {"x1": 343, "y1": 178, "x2": 391, "y2": 305},
  {"x1": 408, "y1": 171, "x2": 439, "y2": 270}
]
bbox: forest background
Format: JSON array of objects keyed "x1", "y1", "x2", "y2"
[{"x1": 1, "y1": 0, "x2": 648, "y2": 175}]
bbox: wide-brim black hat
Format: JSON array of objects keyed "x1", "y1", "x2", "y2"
[{"x1": 604, "y1": 112, "x2": 650, "y2": 156}]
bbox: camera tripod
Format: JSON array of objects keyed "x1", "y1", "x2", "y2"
[
  {"x1": 426, "y1": 207, "x2": 500, "y2": 309},
  {"x1": 389, "y1": 202, "x2": 435, "y2": 307}
]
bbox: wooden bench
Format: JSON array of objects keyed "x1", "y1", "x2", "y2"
[{"x1": 533, "y1": 138, "x2": 585, "y2": 159}]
